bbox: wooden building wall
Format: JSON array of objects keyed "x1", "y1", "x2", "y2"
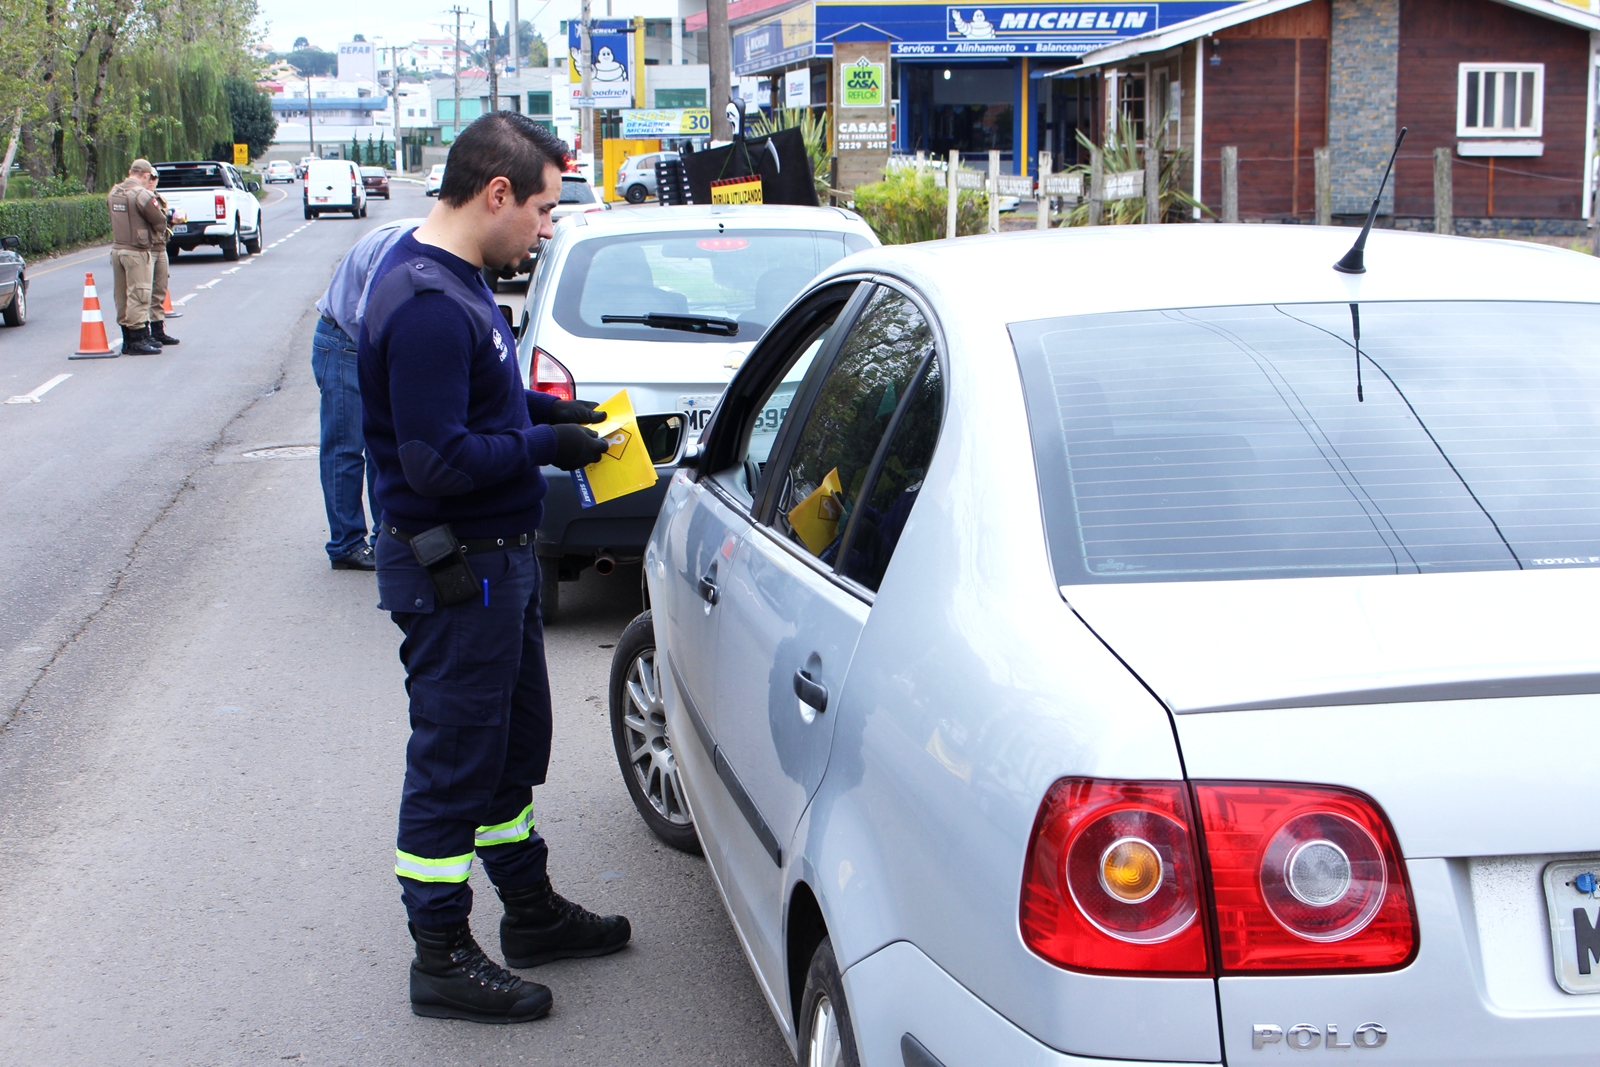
[
  {"x1": 1200, "y1": 0, "x2": 1331, "y2": 220},
  {"x1": 1395, "y1": 0, "x2": 1589, "y2": 220}
]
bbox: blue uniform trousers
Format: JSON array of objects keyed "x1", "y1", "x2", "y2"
[{"x1": 377, "y1": 532, "x2": 552, "y2": 929}]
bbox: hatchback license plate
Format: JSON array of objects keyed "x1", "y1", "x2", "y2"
[
  {"x1": 678, "y1": 394, "x2": 721, "y2": 431},
  {"x1": 170, "y1": 224, "x2": 187, "y2": 234},
  {"x1": 1543, "y1": 860, "x2": 1600, "y2": 993}
]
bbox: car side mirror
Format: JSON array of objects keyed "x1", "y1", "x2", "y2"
[
  {"x1": 247, "y1": 181, "x2": 261, "y2": 192},
  {"x1": 498, "y1": 304, "x2": 516, "y2": 331},
  {"x1": 1, "y1": 235, "x2": 20, "y2": 251}
]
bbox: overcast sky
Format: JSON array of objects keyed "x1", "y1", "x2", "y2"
[{"x1": 253, "y1": 0, "x2": 580, "y2": 57}]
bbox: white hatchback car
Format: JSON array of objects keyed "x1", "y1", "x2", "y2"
[
  {"x1": 516, "y1": 203, "x2": 878, "y2": 619},
  {"x1": 424, "y1": 163, "x2": 445, "y2": 197},
  {"x1": 615, "y1": 225, "x2": 1600, "y2": 1066}
]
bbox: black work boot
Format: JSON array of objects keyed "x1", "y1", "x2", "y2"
[
  {"x1": 408, "y1": 921, "x2": 552, "y2": 1024},
  {"x1": 498, "y1": 877, "x2": 632, "y2": 968},
  {"x1": 150, "y1": 321, "x2": 179, "y2": 345},
  {"x1": 124, "y1": 325, "x2": 162, "y2": 355}
]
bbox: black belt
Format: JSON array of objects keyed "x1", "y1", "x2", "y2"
[
  {"x1": 385, "y1": 525, "x2": 531, "y2": 555},
  {"x1": 319, "y1": 313, "x2": 339, "y2": 329}
]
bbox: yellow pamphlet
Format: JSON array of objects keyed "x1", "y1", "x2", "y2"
[
  {"x1": 571, "y1": 389, "x2": 660, "y2": 508},
  {"x1": 786, "y1": 467, "x2": 843, "y2": 555}
]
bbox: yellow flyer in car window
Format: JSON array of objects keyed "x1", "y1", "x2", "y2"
[
  {"x1": 571, "y1": 389, "x2": 659, "y2": 508},
  {"x1": 787, "y1": 468, "x2": 843, "y2": 555}
]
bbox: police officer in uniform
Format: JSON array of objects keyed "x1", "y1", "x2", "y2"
[
  {"x1": 144, "y1": 167, "x2": 179, "y2": 346},
  {"x1": 359, "y1": 112, "x2": 624, "y2": 1024},
  {"x1": 107, "y1": 159, "x2": 167, "y2": 356}
]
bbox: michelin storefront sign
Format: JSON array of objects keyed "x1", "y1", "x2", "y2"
[{"x1": 818, "y1": 0, "x2": 1244, "y2": 57}]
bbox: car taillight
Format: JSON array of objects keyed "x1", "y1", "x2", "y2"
[
  {"x1": 1021, "y1": 779, "x2": 1417, "y2": 978},
  {"x1": 1193, "y1": 782, "x2": 1416, "y2": 973},
  {"x1": 214, "y1": 193, "x2": 226, "y2": 220},
  {"x1": 530, "y1": 346, "x2": 574, "y2": 401},
  {"x1": 1020, "y1": 780, "x2": 1209, "y2": 975}
]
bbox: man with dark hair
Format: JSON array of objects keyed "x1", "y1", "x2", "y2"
[{"x1": 359, "y1": 112, "x2": 628, "y2": 1025}]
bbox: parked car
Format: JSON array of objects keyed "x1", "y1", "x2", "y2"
[
  {"x1": 264, "y1": 160, "x2": 296, "y2": 183},
  {"x1": 424, "y1": 163, "x2": 445, "y2": 197},
  {"x1": 516, "y1": 203, "x2": 877, "y2": 619},
  {"x1": 303, "y1": 159, "x2": 367, "y2": 219},
  {"x1": 615, "y1": 151, "x2": 679, "y2": 204},
  {"x1": 0, "y1": 235, "x2": 26, "y2": 327},
  {"x1": 614, "y1": 225, "x2": 1600, "y2": 1067},
  {"x1": 154, "y1": 161, "x2": 263, "y2": 261},
  {"x1": 360, "y1": 166, "x2": 391, "y2": 199}
]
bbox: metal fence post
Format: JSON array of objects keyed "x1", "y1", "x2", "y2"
[
  {"x1": 1433, "y1": 146, "x2": 1453, "y2": 236},
  {"x1": 1144, "y1": 143, "x2": 1161, "y2": 224},
  {"x1": 1221, "y1": 145, "x2": 1239, "y2": 224},
  {"x1": 1314, "y1": 146, "x2": 1331, "y2": 226},
  {"x1": 1036, "y1": 150, "x2": 1052, "y2": 231},
  {"x1": 946, "y1": 148, "x2": 960, "y2": 240},
  {"x1": 987, "y1": 149, "x2": 1001, "y2": 234},
  {"x1": 1088, "y1": 147, "x2": 1104, "y2": 226}
]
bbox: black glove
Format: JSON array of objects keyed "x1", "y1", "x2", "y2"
[
  {"x1": 551, "y1": 423, "x2": 611, "y2": 470},
  {"x1": 547, "y1": 398, "x2": 607, "y2": 425}
]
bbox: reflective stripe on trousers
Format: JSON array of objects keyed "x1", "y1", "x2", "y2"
[
  {"x1": 474, "y1": 801, "x2": 535, "y2": 848},
  {"x1": 395, "y1": 850, "x2": 474, "y2": 883}
]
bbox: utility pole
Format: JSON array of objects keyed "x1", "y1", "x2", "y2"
[
  {"x1": 511, "y1": 0, "x2": 520, "y2": 74},
  {"x1": 488, "y1": 0, "x2": 499, "y2": 113},
  {"x1": 450, "y1": 5, "x2": 467, "y2": 143},
  {"x1": 390, "y1": 44, "x2": 402, "y2": 172},
  {"x1": 707, "y1": 0, "x2": 731, "y2": 140},
  {"x1": 579, "y1": 0, "x2": 592, "y2": 157},
  {"x1": 306, "y1": 70, "x2": 316, "y2": 160}
]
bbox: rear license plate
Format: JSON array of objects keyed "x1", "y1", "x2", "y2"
[
  {"x1": 1543, "y1": 860, "x2": 1600, "y2": 993},
  {"x1": 170, "y1": 224, "x2": 187, "y2": 234},
  {"x1": 315, "y1": 196, "x2": 329, "y2": 203},
  {"x1": 678, "y1": 394, "x2": 722, "y2": 431}
]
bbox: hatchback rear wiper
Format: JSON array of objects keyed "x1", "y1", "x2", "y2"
[{"x1": 601, "y1": 312, "x2": 739, "y2": 337}]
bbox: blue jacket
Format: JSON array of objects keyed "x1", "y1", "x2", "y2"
[{"x1": 358, "y1": 231, "x2": 559, "y2": 538}]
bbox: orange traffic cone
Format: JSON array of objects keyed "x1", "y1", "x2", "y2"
[
  {"x1": 70, "y1": 272, "x2": 117, "y2": 359},
  {"x1": 161, "y1": 284, "x2": 181, "y2": 319}
]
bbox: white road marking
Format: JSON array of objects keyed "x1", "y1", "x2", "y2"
[
  {"x1": 196, "y1": 279, "x2": 220, "y2": 290},
  {"x1": 175, "y1": 294, "x2": 196, "y2": 306},
  {"x1": 267, "y1": 242, "x2": 281, "y2": 249},
  {"x1": 6, "y1": 374, "x2": 72, "y2": 405},
  {"x1": 222, "y1": 267, "x2": 241, "y2": 275}
]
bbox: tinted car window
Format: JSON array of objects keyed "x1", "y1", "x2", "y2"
[
  {"x1": 1011, "y1": 301, "x2": 1600, "y2": 585},
  {"x1": 156, "y1": 164, "x2": 227, "y2": 189},
  {"x1": 838, "y1": 355, "x2": 943, "y2": 591},
  {"x1": 560, "y1": 179, "x2": 596, "y2": 204},
  {"x1": 772, "y1": 288, "x2": 934, "y2": 562},
  {"x1": 552, "y1": 229, "x2": 873, "y2": 343}
]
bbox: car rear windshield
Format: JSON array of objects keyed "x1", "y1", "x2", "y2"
[
  {"x1": 361, "y1": 167, "x2": 385, "y2": 177},
  {"x1": 552, "y1": 228, "x2": 872, "y2": 342},
  {"x1": 560, "y1": 180, "x2": 595, "y2": 204},
  {"x1": 156, "y1": 164, "x2": 227, "y2": 189},
  {"x1": 1011, "y1": 302, "x2": 1600, "y2": 585}
]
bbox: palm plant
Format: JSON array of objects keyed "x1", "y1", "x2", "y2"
[
  {"x1": 1061, "y1": 117, "x2": 1205, "y2": 226},
  {"x1": 746, "y1": 107, "x2": 833, "y2": 203}
]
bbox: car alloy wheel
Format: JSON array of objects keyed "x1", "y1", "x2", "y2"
[
  {"x1": 800, "y1": 939, "x2": 860, "y2": 1067},
  {"x1": 608, "y1": 611, "x2": 700, "y2": 853},
  {"x1": 2, "y1": 281, "x2": 25, "y2": 327}
]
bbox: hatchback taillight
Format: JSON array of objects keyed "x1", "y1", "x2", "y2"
[
  {"x1": 1021, "y1": 779, "x2": 1416, "y2": 977},
  {"x1": 530, "y1": 346, "x2": 574, "y2": 401},
  {"x1": 214, "y1": 193, "x2": 226, "y2": 220},
  {"x1": 1194, "y1": 782, "x2": 1417, "y2": 973},
  {"x1": 1020, "y1": 780, "x2": 1210, "y2": 975}
]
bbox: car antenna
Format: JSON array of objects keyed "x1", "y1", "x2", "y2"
[
  {"x1": 1349, "y1": 303, "x2": 1364, "y2": 402},
  {"x1": 1333, "y1": 126, "x2": 1407, "y2": 275}
]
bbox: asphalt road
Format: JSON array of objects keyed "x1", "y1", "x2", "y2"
[{"x1": 0, "y1": 183, "x2": 791, "y2": 1065}]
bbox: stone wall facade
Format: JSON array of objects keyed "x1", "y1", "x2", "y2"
[{"x1": 1327, "y1": 0, "x2": 1400, "y2": 216}]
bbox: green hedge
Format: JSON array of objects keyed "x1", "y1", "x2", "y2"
[{"x1": 0, "y1": 195, "x2": 112, "y2": 255}]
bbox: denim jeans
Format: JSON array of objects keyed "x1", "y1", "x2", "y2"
[{"x1": 312, "y1": 318, "x2": 378, "y2": 560}]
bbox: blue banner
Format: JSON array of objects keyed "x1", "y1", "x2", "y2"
[{"x1": 816, "y1": 0, "x2": 1246, "y2": 57}]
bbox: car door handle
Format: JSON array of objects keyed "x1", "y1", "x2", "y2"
[
  {"x1": 793, "y1": 669, "x2": 828, "y2": 714},
  {"x1": 697, "y1": 574, "x2": 720, "y2": 605}
]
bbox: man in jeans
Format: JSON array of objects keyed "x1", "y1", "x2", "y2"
[{"x1": 312, "y1": 218, "x2": 426, "y2": 570}]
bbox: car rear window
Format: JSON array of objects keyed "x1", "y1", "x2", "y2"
[
  {"x1": 361, "y1": 167, "x2": 385, "y2": 177},
  {"x1": 560, "y1": 179, "x2": 595, "y2": 204},
  {"x1": 1011, "y1": 302, "x2": 1600, "y2": 585},
  {"x1": 156, "y1": 164, "x2": 227, "y2": 189},
  {"x1": 551, "y1": 228, "x2": 873, "y2": 343}
]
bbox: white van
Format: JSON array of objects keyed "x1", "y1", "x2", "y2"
[{"x1": 302, "y1": 159, "x2": 368, "y2": 219}]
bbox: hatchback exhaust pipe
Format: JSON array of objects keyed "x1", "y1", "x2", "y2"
[{"x1": 593, "y1": 553, "x2": 617, "y2": 576}]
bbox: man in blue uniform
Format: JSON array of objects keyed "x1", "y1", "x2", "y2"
[{"x1": 359, "y1": 112, "x2": 624, "y2": 1024}]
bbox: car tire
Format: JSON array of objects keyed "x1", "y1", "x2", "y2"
[
  {"x1": 2, "y1": 281, "x2": 25, "y2": 327},
  {"x1": 303, "y1": 202, "x2": 312, "y2": 220},
  {"x1": 798, "y1": 939, "x2": 862, "y2": 1067},
  {"x1": 625, "y1": 184, "x2": 648, "y2": 204},
  {"x1": 166, "y1": 241, "x2": 180, "y2": 260},
  {"x1": 538, "y1": 554, "x2": 560, "y2": 623},
  {"x1": 244, "y1": 216, "x2": 263, "y2": 255},
  {"x1": 609, "y1": 611, "x2": 702, "y2": 854},
  {"x1": 358, "y1": 202, "x2": 367, "y2": 218},
  {"x1": 220, "y1": 228, "x2": 240, "y2": 261}
]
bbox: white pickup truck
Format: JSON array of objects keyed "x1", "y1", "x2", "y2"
[{"x1": 154, "y1": 160, "x2": 264, "y2": 261}]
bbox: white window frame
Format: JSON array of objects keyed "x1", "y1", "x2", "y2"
[{"x1": 1457, "y1": 62, "x2": 1544, "y2": 138}]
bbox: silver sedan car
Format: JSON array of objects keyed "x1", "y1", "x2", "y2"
[{"x1": 610, "y1": 225, "x2": 1600, "y2": 1065}]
